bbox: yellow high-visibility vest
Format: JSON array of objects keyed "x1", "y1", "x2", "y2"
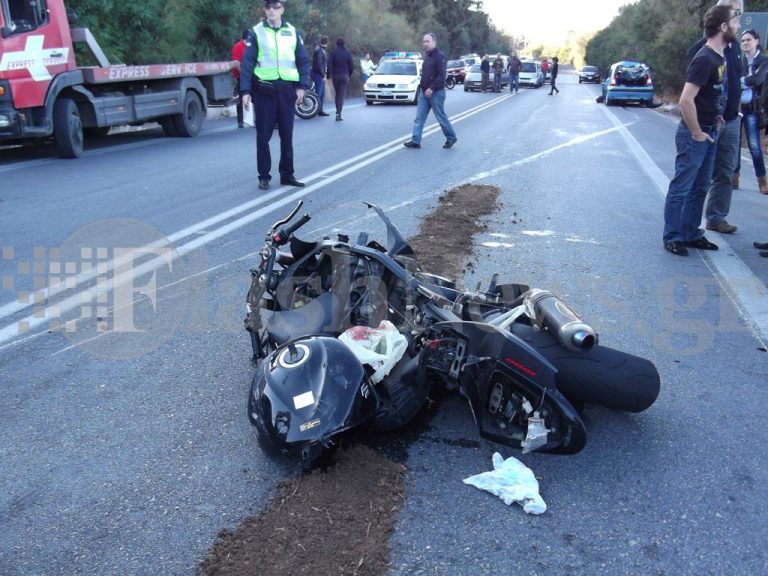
[{"x1": 252, "y1": 21, "x2": 300, "y2": 82}]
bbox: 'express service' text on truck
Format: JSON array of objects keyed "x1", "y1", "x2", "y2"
[{"x1": 0, "y1": 0, "x2": 235, "y2": 157}]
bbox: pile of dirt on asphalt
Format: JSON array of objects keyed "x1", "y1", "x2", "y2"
[
  {"x1": 407, "y1": 183, "x2": 501, "y2": 281},
  {"x1": 198, "y1": 183, "x2": 501, "y2": 575},
  {"x1": 198, "y1": 445, "x2": 406, "y2": 576}
]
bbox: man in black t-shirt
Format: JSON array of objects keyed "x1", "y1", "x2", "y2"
[
  {"x1": 688, "y1": 0, "x2": 743, "y2": 235},
  {"x1": 663, "y1": 3, "x2": 741, "y2": 256}
]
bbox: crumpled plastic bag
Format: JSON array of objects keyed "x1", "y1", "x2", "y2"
[
  {"x1": 338, "y1": 320, "x2": 408, "y2": 384},
  {"x1": 463, "y1": 452, "x2": 547, "y2": 514}
]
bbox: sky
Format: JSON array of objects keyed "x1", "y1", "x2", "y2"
[{"x1": 481, "y1": 0, "x2": 631, "y2": 46}]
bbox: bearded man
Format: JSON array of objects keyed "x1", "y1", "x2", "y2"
[{"x1": 663, "y1": 3, "x2": 741, "y2": 256}]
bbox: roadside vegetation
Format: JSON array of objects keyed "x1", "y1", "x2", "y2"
[
  {"x1": 584, "y1": 0, "x2": 768, "y2": 98},
  {"x1": 68, "y1": 0, "x2": 768, "y2": 99},
  {"x1": 66, "y1": 0, "x2": 509, "y2": 66}
]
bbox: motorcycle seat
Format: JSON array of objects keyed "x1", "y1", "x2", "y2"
[{"x1": 266, "y1": 291, "x2": 342, "y2": 345}]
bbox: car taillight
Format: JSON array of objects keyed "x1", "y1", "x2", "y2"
[{"x1": 645, "y1": 75, "x2": 652, "y2": 86}]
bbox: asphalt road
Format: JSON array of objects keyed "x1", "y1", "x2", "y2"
[{"x1": 2, "y1": 70, "x2": 768, "y2": 575}]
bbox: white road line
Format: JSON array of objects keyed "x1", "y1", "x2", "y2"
[
  {"x1": 43, "y1": 194, "x2": 443, "y2": 357},
  {"x1": 600, "y1": 105, "x2": 768, "y2": 347},
  {"x1": 467, "y1": 123, "x2": 631, "y2": 181},
  {"x1": 0, "y1": 94, "x2": 510, "y2": 324},
  {"x1": 0, "y1": 95, "x2": 511, "y2": 348}
]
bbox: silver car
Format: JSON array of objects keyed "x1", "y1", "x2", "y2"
[{"x1": 463, "y1": 64, "x2": 509, "y2": 92}]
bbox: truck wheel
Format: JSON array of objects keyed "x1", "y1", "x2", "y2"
[
  {"x1": 172, "y1": 91, "x2": 204, "y2": 137},
  {"x1": 53, "y1": 98, "x2": 83, "y2": 158},
  {"x1": 159, "y1": 117, "x2": 180, "y2": 136},
  {"x1": 84, "y1": 127, "x2": 110, "y2": 137}
]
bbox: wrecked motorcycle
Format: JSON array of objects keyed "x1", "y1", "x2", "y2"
[{"x1": 244, "y1": 202, "x2": 660, "y2": 463}]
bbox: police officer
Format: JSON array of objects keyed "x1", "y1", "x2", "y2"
[{"x1": 241, "y1": 0, "x2": 311, "y2": 191}]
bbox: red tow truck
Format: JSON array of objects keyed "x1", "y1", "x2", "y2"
[{"x1": 0, "y1": 0, "x2": 235, "y2": 157}]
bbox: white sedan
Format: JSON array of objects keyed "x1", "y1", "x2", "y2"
[{"x1": 364, "y1": 59, "x2": 422, "y2": 105}]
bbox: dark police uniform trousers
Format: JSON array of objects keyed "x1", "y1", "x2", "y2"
[{"x1": 254, "y1": 79, "x2": 297, "y2": 181}]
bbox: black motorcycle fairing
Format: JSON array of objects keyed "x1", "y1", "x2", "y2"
[
  {"x1": 461, "y1": 361, "x2": 587, "y2": 454},
  {"x1": 364, "y1": 203, "x2": 415, "y2": 258},
  {"x1": 248, "y1": 336, "x2": 377, "y2": 451},
  {"x1": 369, "y1": 354, "x2": 430, "y2": 431},
  {"x1": 289, "y1": 235, "x2": 320, "y2": 262},
  {"x1": 426, "y1": 320, "x2": 560, "y2": 387},
  {"x1": 422, "y1": 320, "x2": 587, "y2": 454}
]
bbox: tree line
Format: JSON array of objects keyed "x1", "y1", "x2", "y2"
[
  {"x1": 69, "y1": 0, "x2": 768, "y2": 98},
  {"x1": 584, "y1": 0, "x2": 768, "y2": 97},
  {"x1": 67, "y1": 0, "x2": 511, "y2": 68}
]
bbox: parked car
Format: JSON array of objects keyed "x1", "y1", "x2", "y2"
[
  {"x1": 601, "y1": 61, "x2": 654, "y2": 106},
  {"x1": 378, "y1": 51, "x2": 422, "y2": 66},
  {"x1": 519, "y1": 61, "x2": 544, "y2": 88},
  {"x1": 446, "y1": 59, "x2": 468, "y2": 83},
  {"x1": 459, "y1": 53, "x2": 481, "y2": 67},
  {"x1": 463, "y1": 64, "x2": 509, "y2": 92},
  {"x1": 579, "y1": 65, "x2": 601, "y2": 83},
  {"x1": 364, "y1": 58, "x2": 422, "y2": 105}
]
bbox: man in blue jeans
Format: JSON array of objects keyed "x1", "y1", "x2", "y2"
[
  {"x1": 403, "y1": 33, "x2": 457, "y2": 150},
  {"x1": 508, "y1": 54, "x2": 522, "y2": 94},
  {"x1": 687, "y1": 0, "x2": 743, "y2": 235},
  {"x1": 311, "y1": 36, "x2": 329, "y2": 116},
  {"x1": 663, "y1": 3, "x2": 740, "y2": 256}
]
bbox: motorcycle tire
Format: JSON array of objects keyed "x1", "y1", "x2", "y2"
[
  {"x1": 445, "y1": 76, "x2": 456, "y2": 90},
  {"x1": 509, "y1": 324, "x2": 660, "y2": 413},
  {"x1": 295, "y1": 90, "x2": 320, "y2": 119}
]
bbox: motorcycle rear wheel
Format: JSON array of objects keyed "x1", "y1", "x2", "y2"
[
  {"x1": 295, "y1": 90, "x2": 320, "y2": 119},
  {"x1": 509, "y1": 324, "x2": 660, "y2": 413}
]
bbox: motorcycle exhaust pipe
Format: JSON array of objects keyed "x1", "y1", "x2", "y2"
[{"x1": 523, "y1": 289, "x2": 597, "y2": 352}]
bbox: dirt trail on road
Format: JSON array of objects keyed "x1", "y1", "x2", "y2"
[{"x1": 197, "y1": 184, "x2": 500, "y2": 576}]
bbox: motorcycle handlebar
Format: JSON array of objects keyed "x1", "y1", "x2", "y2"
[
  {"x1": 269, "y1": 213, "x2": 311, "y2": 247},
  {"x1": 284, "y1": 213, "x2": 312, "y2": 238}
]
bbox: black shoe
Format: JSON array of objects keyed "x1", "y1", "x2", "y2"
[
  {"x1": 403, "y1": 141, "x2": 421, "y2": 149},
  {"x1": 760, "y1": 251, "x2": 768, "y2": 258},
  {"x1": 753, "y1": 241, "x2": 768, "y2": 250},
  {"x1": 258, "y1": 178, "x2": 270, "y2": 191},
  {"x1": 237, "y1": 122, "x2": 245, "y2": 128},
  {"x1": 664, "y1": 241, "x2": 689, "y2": 256},
  {"x1": 443, "y1": 139, "x2": 457, "y2": 149},
  {"x1": 280, "y1": 176, "x2": 305, "y2": 187},
  {"x1": 685, "y1": 237, "x2": 719, "y2": 250},
  {"x1": 318, "y1": 111, "x2": 330, "y2": 116}
]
